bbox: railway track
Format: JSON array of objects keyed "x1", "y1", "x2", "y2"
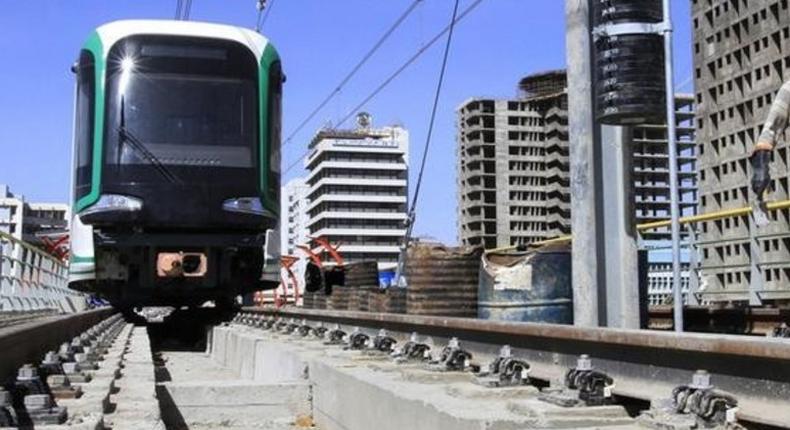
[
  {"x1": 2, "y1": 306, "x2": 788, "y2": 429},
  {"x1": 0, "y1": 310, "x2": 60, "y2": 329},
  {"x1": 241, "y1": 306, "x2": 790, "y2": 429}
]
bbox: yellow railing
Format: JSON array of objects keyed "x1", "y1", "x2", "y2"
[{"x1": 485, "y1": 199, "x2": 790, "y2": 254}]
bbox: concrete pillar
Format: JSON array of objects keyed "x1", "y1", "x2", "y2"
[
  {"x1": 565, "y1": 0, "x2": 602, "y2": 326},
  {"x1": 600, "y1": 126, "x2": 640, "y2": 328}
]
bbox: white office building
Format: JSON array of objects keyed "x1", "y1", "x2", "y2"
[
  {"x1": 0, "y1": 184, "x2": 70, "y2": 247},
  {"x1": 281, "y1": 178, "x2": 311, "y2": 256},
  {"x1": 304, "y1": 114, "x2": 409, "y2": 271}
]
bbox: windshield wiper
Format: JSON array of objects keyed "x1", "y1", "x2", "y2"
[{"x1": 117, "y1": 97, "x2": 182, "y2": 185}]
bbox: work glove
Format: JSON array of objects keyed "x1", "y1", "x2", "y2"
[{"x1": 751, "y1": 149, "x2": 772, "y2": 199}]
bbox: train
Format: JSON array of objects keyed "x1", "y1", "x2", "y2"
[{"x1": 67, "y1": 20, "x2": 282, "y2": 311}]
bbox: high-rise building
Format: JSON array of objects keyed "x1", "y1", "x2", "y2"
[
  {"x1": 691, "y1": 0, "x2": 790, "y2": 303},
  {"x1": 456, "y1": 70, "x2": 698, "y2": 251},
  {"x1": 0, "y1": 184, "x2": 70, "y2": 249},
  {"x1": 631, "y1": 95, "x2": 698, "y2": 307},
  {"x1": 281, "y1": 178, "x2": 310, "y2": 257},
  {"x1": 633, "y1": 95, "x2": 699, "y2": 241},
  {"x1": 304, "y1": 115, "x2": 409, "y2": 270},
  {"x1": 456, "y1": 70, "x2": 570, "y2": 249},
  {"x1": 279, "y1": 178, "x2": 310, "y2": 295}
]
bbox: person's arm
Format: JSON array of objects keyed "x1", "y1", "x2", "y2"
[{"x1": 752, "y1": 80, "x2": 790, "y2": 197}]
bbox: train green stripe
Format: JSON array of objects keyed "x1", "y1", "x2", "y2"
[
  {"x1": 259, "y1": 43, "x2": 280, "y2": 216},
  {"x1": 75, "y1": 31, "x2": 105, "y2": 213}
]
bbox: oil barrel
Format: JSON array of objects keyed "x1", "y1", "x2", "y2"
[
  {"x1": 405, "y1": 244, "x2": 482, "y2": 318},
  {"x1": 478, "y1": 244, "x2": 573, "y2": 324},
  {"x1": 327, "y1": 261, "x2": 378, "y2": 311},
  {"x1": 302, "y1": 292, "x2": 314, "y2": 309},
  {"x1": 344, "y1": 261, "x2": 379, "y2": 287},
  {"x1": 367, "y1": 287, "x2": 406, "y2": 314}
]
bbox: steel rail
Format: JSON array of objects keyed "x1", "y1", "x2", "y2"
[
  {"x1": 244, "y1": 306, "x2": 790, "y2": 428},
  {"x1": 0, "y1": 307, "x2": 115, "y2": 383}
]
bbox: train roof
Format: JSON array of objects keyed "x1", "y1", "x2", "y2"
[{"x1": 89, "y1": 20, "x2": 271, "y2": 61}]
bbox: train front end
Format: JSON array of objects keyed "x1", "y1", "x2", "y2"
[{"x1": 68, "y1": 20, "x2": 282, "y2": 309}]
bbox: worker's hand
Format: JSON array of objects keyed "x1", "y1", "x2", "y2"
[{"x1": 751, "y1": 149, "x2": 772, "y2": 199}]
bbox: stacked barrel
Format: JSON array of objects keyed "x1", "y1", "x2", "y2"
[
  {"x1": 326, "y1": 262, "x2": 378, "y2": 311},
  {"x1": 405, "y1": 244, "x2": 483, "y2": 318},
  {"x1": 367, "y1": 288, "x2": 406, "y2": 314},
  {"x1": 593, "y1": 0, "x2": 666, "y2": 125}
]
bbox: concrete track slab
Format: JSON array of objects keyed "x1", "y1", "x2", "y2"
[{"x1": 209, "y1": 324, "x2": 644, "y2": 430}]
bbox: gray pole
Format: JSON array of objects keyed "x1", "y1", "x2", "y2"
[
  {"x1": 662, "y1": 0, "x2": 683, "y2": 332},
  {"x1": 600, "y1": 126, "x2": 641, "y2": 328},
  {"x1": 565, "y1": 0, "x2": 600, "y2": 327}
]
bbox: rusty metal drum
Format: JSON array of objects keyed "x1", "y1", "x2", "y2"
[
  {"x1": 406, "y1": 244, "x2": 482, "y2": 317},
  {"x1": 478, "y1": 244, "x2": 573, "y2": 323}
]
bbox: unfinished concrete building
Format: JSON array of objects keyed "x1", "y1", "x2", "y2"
[
  {"x1": 456, "y1": 70, "x2": 570, "y2": 249},
  {"x1": 633, "y1": 94, "x2": 698, "y2": 241},
  {"x1": 456, "y1": 69, "x2": 698, "y2": 254},
  {"x1": 692, "y1": 0, "x2": 790, "y2": 303}
]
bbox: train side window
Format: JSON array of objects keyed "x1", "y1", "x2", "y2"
[
  {"x1": 267, "y1": 60, "x2": 283, "y2": 201},
  {"x1": 74, "y1": 50, "x2": 95, "y2": 201}
]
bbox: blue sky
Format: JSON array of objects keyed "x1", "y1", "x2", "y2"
[{"x1": 0, "y1": 0, "x2": 693, "y2": 245}]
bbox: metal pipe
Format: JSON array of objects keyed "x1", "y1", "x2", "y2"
[
  {"x1": 661, "y1": 0, "x2": 683, "y2": 332},
  {"x1": 485, "y1": 199, "x2": 790, "y2": 254}
]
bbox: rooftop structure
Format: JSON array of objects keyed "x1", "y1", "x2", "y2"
[{"x1": 0, "y1": 184, "x2": 69, "y2": 250}]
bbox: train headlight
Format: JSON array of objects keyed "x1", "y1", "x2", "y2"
[
  {"x1": 222, "y1": 197, "x2": 275, "y2": 218},
  {"x1": 82, "y1": 194, "x2": 143, "y2": 216}
]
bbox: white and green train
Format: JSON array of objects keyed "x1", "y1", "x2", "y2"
[{"x1": 68, "y1": 20, "x2": 282, "y2": 311}]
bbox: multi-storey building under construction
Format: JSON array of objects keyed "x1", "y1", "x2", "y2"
[
  {"x1": 457, "y1": 71, "x2": 697, "y2": 256},
  {"x1": 692, "y1": 0, "x2": 790, "y2": 304},
  {"x1": 456, "y1": 70, "x2": 570, "y2": 249}
]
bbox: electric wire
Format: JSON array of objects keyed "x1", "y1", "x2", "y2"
[
  {"x1": 257, "y1": 0, "x2": 275, "y2": 32},
  {"x1": 282, "y1": 0, "x2": 422, "y2": 149},
  {"x1": 282, "y1": 0, "x2": 483, "y2": 175},
  {"x1": 175, "y1": 0, "x2": 183, "y2": 20},
  {"x1": 182, "y1": 0, "x2": 193, "y2": 20},
  {"x1": 255, "y1": 1, "x2": 265, "y2": 32},
  {"x1": 404, "y1": 0, "x2": 460, "y2": 244}
]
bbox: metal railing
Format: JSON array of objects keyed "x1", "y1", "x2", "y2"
[{"x1": 0, "y1": 230, "x2": 85, "y2": 313}]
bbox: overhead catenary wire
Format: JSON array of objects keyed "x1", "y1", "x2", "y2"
[
  {"x1": 256, "y1": 0, "x2": 275, "y2": 33},
  {"x1": 282, "y1": 0, "x2": 423, "y2": 148},
  {"x1": 403, "y1": 0, "x2": 461, "y2": 244},
  {"x1": 174, "y1": 0, "x2": 183, "y2": 20},
  {"x1": 182, "y1": 0, "x2": 192, "y2": 20},
  {"x1": 282, "y1": 0, "x2": 484, "y2": 175}
]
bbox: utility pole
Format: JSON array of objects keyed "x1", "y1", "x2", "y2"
[
  {"x1": 565, "y1": 0, "x2": 602, "y2": 327},
  {"x1": 661, "y1": 0, "x2": 684, "y2": 332},
  {"x1": 566, "y1": 0, "x2": 642, "y2": 328}
]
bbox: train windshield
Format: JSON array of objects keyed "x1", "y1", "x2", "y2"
[{"x1": 104, "y1": 36, "x2": 258, "y2": 169}]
